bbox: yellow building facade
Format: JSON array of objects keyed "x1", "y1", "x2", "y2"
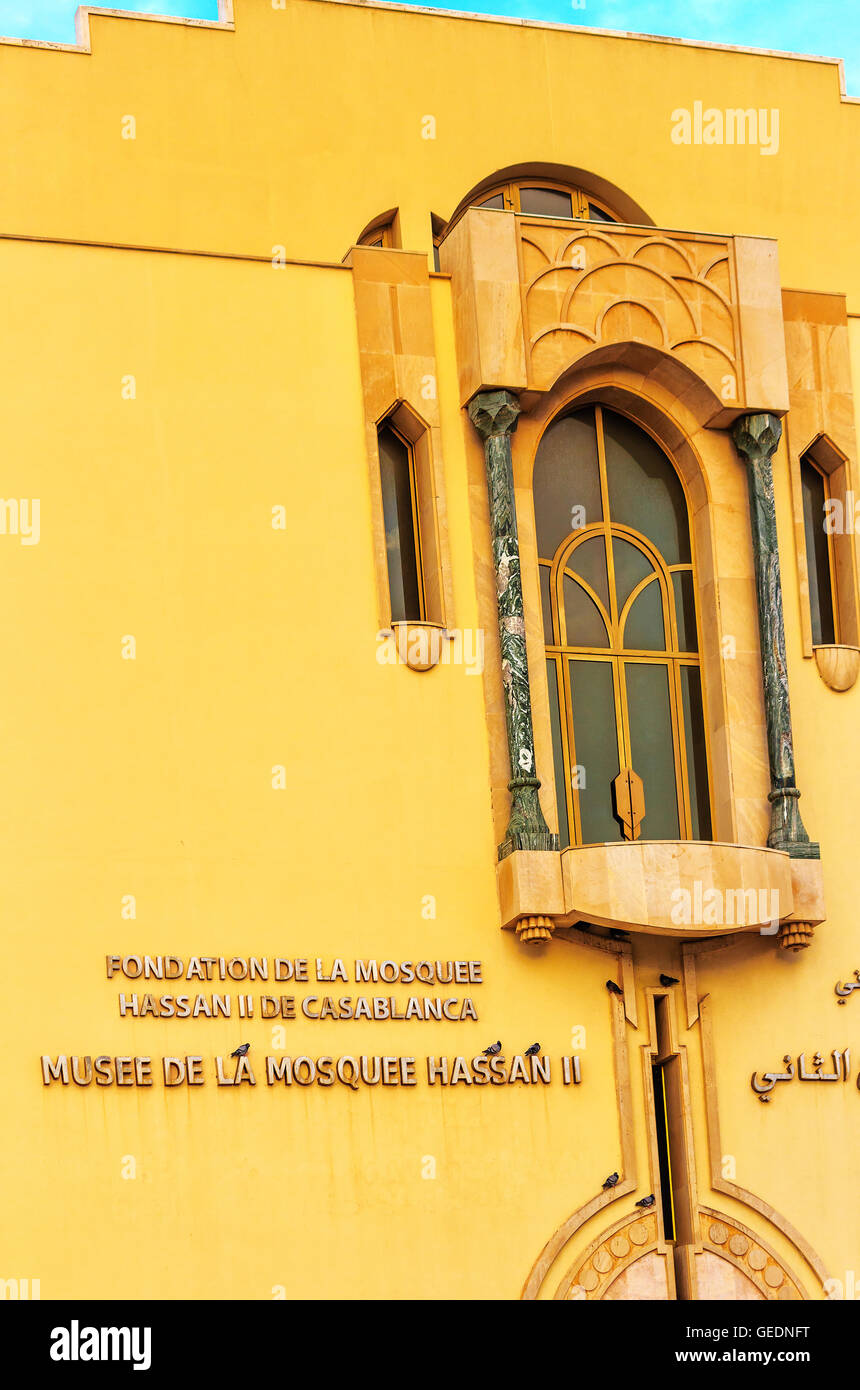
[{"x1": 1, "y1": 0, "x2": 859, "y2": 1302}]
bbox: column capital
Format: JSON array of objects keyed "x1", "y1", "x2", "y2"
[
  {"x1": 468, "y1": 389, "x2": 521, "y2": 442},
  {"x1": 732, "y1": 412, "x2": 782, "y2": 464}
]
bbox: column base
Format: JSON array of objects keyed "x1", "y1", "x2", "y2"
[
  {"x1": 767, "y1": 786, "x2": 819, "y2": 859},
  {"x1": 499, "y1": 830, "x2": 560, "y2": 859}
]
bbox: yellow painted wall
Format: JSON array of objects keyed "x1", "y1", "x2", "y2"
[{"x1": 0, "y1": 1, "x2": 858, "y2": 1300}]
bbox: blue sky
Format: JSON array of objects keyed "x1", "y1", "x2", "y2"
[{"x1": 2, "y1": 0, "x2": 858, "y2": 93}]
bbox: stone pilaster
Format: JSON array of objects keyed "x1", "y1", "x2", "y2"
[
  {"x1": 732, "y1": 413, "x2": 819, "y2": 859},
  {"x1": 468, "y1": 390, "x2": 559, "y2": 860}
]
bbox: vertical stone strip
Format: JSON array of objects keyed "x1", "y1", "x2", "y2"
[
  {"x1": 468, "y1": 390, "x2": 558, "y2": 859},
  {"x1": 731, "y1": 413, "x2": 819, "y2": 858}
]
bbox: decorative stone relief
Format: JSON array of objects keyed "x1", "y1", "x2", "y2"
[
  {"x1": 562, "y1": 1211, "x2": 661, "y2": 1299},
  {"x1": 518, "y1": 221, "x2": 742, "y2": 405},
  {"x1": 700, "y1": 1214, "x2": 803, "y2": 1300}
]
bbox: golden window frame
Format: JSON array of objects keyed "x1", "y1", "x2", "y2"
[{"x1": 536, "y1": 403, "x2": 714, "y2": 847}]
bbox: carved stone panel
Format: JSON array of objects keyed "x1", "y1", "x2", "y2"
[{"x1": 519, "y1": 219, "x2": 742, "y2": 406}]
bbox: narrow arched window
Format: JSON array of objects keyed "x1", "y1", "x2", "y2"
[
  {"x1": 534, "y1": 406, "x2": 712, "y2": 847},
  {"x1": 800, "y1": 452, "x2": 838, "y2": 645},
  {"x1": 378, "y1": 423, "x2": 424, "y2": 623}
]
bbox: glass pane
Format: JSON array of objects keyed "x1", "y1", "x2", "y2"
[
  {"x1": 680, "y1": 665, "x2": 712, "y2": 841},
  {"x1": 588, "y1": 203, "x2": 617, "y2": 223},
  {"x1": 519, "y1": 186, "x2": 573, "y2": 218},
  {"x1": 625, "y1": 663, "x2": 680, "y2": 839},
  {"x1": 477, "y1": 192, "x2": 505, "y2": 210},
  {"x1": 564, "y1": 575, "x2": 609, "y2": 648},
  {"x1": 672, "y1": 570, "x2": 698, "y2": 652},
  {"x1": 567, "y1": 534, "x2": 610, "y2": 611},
  {"x1": 539, "y1": 563, "x2": 554, "y2": 645},
  {"x1": 801, "y1": 458, "x2": 836, "y2": 645},
  {"x1": 568, "y1": 660, "x2": 621, "y2": 843},
  {"x1": 613, "y1": 536, "x2": 654, "y2": 612},
  {"x1": 378, "y1": 427, "x2": 422, "y2": 622},
  {"x1": 546, "y1": 659, "x2": 570, "y2": 850},
  {"x1": 603, "y1": 410, "x2": 691, "y2": 565},
  {"x1": 533, "y1": 409, "x2": 602, "y2": 561},
  {"x1": 624, "y1": 577, "x2": 666, "y2": 650}
]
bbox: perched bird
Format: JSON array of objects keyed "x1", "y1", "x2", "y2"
[
  {"x1": 635, "y1": 1194, "x2": 656, "y2": 1209},
  {"x1": 659, "y1": 974, "x2": 680, "y2": 987},
  {"x1": 602, "y1": 1172, "x2": 620, "y2": 1189},
  {"x1": 483, "y1": 1041, "x2": 502, "y2": 1056},
  {"x1": 606, "y1": 980, "x2": 624, "y2": 997},
  {"x1": 608, "y1": 928, "x2": 629, "y2": 941},
  {"x1": 524, "y1": 1043, "x2": 541, "y2": 1057},
  {"x1": 230, "y1": 1043, "x2": 250, "y2": 1058}
]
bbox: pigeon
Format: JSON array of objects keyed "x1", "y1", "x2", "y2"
[
  {"x1": 602, "y1": 1172, "x2": 620, "y2": 1189},
  {"x1": 659, "y1": 974, "x2": 679, "y2": 987},
  {"x1": 230, "y1": 1043, "x2": 250, "y2": 1058},
  {"x1": 635, "y1": 1194, "x2": 656, "y2": 1209},
  {"x1": 606, "y1": 980, "x2": 624, "y2": 996},
  {"x1": 483, "y1": 1041, "x2": 502, "y2": 1056},
  {"x1": 524, "y1": 1043, "x2": 541, "y2": 1057}
]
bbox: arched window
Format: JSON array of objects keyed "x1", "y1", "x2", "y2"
[
  {"x1": 356, "y1": 209, "x2": 400, "y2": 249},
  {"x1": 800, "y1": 451, "x2": 838, "y2": 645},
  {"x1": 534, "y1": 406, "x2": 712, "y2": 847},
  {"x1": 378, "y1": 422, "x2": 424, "y2": 623},
  {"x1": 473, "y1": 179, "x2": 618, "y2": 223}
]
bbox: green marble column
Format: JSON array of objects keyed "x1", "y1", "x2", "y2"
[
  {"x1": 732, "y1": 413, "x2": 819, "y2": 859},
  {"x1": 468, "y1": 389, "x2": 559, "y2": 860}
]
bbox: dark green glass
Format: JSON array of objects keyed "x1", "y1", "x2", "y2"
[
  {"x1": 519, "y1": 187, "x2": 573, "y2": 218},
  {"x1": 564, "y1": 575, "x2": 610, "y2": 648},
  {"x1": 568, "y1": 659, "x2": 621, "y2": 843},
  {"x1": 546, "y1": 658, "x2": 570, "y2": 850},
  {"x1": 477, "y1": 192, "x2": 506, "y2": 209},
  {"x1": 378, "y1": 427, "x2": 421, "y2": 623},
  {"x1": 625, "y1": 662, "x2": 680, "y2": 839},
  {"x1": 672, "y1": 570, "x2": 698, "y2": 652},
  {"x1": 533, "y1": 409, "x2": 602, "y2": 562},
  {"x1": 588, "y1": 203, "x2": 617, "y2": 223},
  {"x1": 680, "y1": 665, "x2": 712, "y2": 841},
  {"x1": 613, "y1": 536, "x2": 654, "y2": 613},
  {"x1": 539, "y1": 563, "x2": 555, "y2": 645},
  {"x1": 604, "y1": 410, "x2": 691, "y2": 565},
  {"x1": 624, "y1": 577, "x2": 665, "y2": 651},
  {"x1": 568, "y1": 534, "x2": 610, "y2": 611},
  {"x1": 801, "y1": 457, "x2": 836, "y2": 645}
]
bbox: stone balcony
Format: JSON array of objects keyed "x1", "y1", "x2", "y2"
[{"x1": 440, "y1": 207, "x2": 789, "y2": 425}]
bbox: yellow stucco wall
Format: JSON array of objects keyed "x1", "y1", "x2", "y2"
[{"x1": 0, "y1": 1, "x2": 858, "y2": 1300}]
